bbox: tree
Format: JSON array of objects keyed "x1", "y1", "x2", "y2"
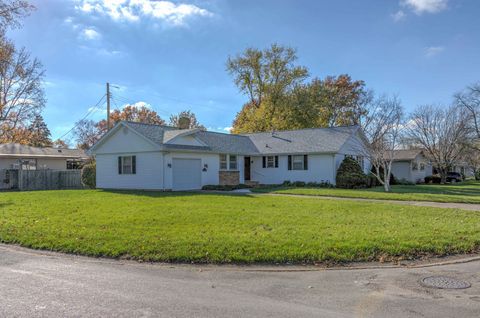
[
  {"x1": 52, "y1": 139, "x2": 68, "y2": 148},
  {"x1": 0, "y1": 0, "x2": 33, "y2": 31},
  {"x1": 27, "y1": 114, "x2": 52, "y2": 147},
  {"x1": 361, "y1": 95, "x2": 404, "y2": 192},
  {"x1": 227, "y1": 43, "x2": 309, "y2": 108},
  {"x1": 455, "y1": 83, "x2": 480, "y2": 143},
  {"x1": 73, "y1": 105, "x2": 166, "y2": 150},
  {"x1": 0, "y1": 34, "x2": 45, "y2": 142},
  {"x1": 405, "y1": 105, "x2": 470, "y2": 184},
  {"x1": 73, "y1": 119, "x2": 101, "y2": 150},
  {"x1": 96, "y1": 104, "x2": 165, "y2": 132},
  {"x1": 462, "y1": 148, "x2": 480, "y2": 180},
  {"x1": 169, "y1": 110, "x2": 205, "y2": 129}
]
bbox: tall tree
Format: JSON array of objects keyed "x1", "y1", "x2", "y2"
[
  {"x1": 0, "y1": 35, "x2": 45, "y2": 142},
  {"x1": 227, "y1": 44, "x2": 309, "y2": 108},
  {"x1": 455, "y1": 83, "x2": 480, "y2": 142},
  {"x1": 405, "y1": 105, "x2": 471, "y2": 183},
  {"x1": 52, "y1": 138, "x2": 68, "y2": 149},
  {"x1": 73, "y1": 119, "x2": 101, "y2": 150},
  {"x1": 169, "y1": 110, "x2": 205, "y2": 129},
  {"x1": 96, "y1": 104, "x2": 165, "y2": 132},
  {"x1": 0, "y1": 0, "x2": 33, "y2": 31},
  {"x1": 361, "y1": 95, "x2": 404, "y2": 192},
  {"x1": 28, "y1": 114, "x2": 52, "y2": 147}
]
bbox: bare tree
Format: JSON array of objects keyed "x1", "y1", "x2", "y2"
[
  {"x1": 455, "y1": 83, "x2": 480, "y2": 143},
  {"x1": 462, "y1": 148, "x2": 480, "y2": 180},
  {"x1": 0, "y1": 35, "x2": 45, "y2": 140},
  {"x1": 0, "y1": 0, "x2": 33, "y2": 31},
  {"x1": 361, "y1": 95, "x2": 404, "y2": 192},
  {"x1": 73, "y1": 119, "x2": 102, "y2": 150},
  {"x1": 405, "y1": 105, "x2": 470, "y2": 183}
]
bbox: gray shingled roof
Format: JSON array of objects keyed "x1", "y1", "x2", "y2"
[
  {"x1": 242, "y1": 126, "x2": 360, "y2": 155},
  {"x1": 392, "y1": 149, "x2": 423, "y2": 161},
  {"x1": 0, "y1": 143, "x2": 88, "y2": 158},
  {"x1": 102, "y1": 121, "x2": 360, "y2": 155}
]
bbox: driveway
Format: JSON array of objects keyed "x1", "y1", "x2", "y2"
[{"x1": 0, "y1": 244, "x2": 479, "y2": 317}]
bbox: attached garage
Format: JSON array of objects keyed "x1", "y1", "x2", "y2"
[{"x1": 172, "y1": 158, "x2": 202, "y2": 191}]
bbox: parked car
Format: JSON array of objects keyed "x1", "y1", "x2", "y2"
[{"x1": 446, "y1": 172, "x2": 463, "y2": 183}]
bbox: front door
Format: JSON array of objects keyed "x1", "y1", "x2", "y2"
[{"x1": 244, "y1": 156, "x2": 251, "y2": 181}]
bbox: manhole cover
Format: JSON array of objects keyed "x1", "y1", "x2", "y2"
[{"x1": 421, "y1": 276, "x2": 471, "y2": 289}]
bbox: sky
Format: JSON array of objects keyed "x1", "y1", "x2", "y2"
[{"x1": 8, "y1": 0, "x2": 480, "y2": 141}]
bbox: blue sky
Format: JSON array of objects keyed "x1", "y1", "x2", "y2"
[{"x1": 8, "y1": 0, "x2": 480, "y2": 141}]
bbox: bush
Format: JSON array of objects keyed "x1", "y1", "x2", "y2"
[
  {"x1": 336, "y1": 157, "x2": 368, "y2": 189},
  {"x1": 476, "y1": 171, "x2": 480, "y2": 181},
  {"x1": 202, "y1": 184, "x2": 251, "y2": 191},
  {"x1": 396, "y1": 178, "x2": 415, "y2": 186},
  {"x1": 81, "y1": 162, "x2": 96, "y2": 189},
  {"x1": 424, "y1": 175, "x2": 441, "y2": 184}
]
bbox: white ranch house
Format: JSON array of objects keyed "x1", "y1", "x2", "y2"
[
  {"x1": 89, "y1": 121, "x2": 371, "y2": 191},
  {"x1": 390, "y1": 149, "x2": 433, "y2": 183}
]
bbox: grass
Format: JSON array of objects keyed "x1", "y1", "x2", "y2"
[
  {"x1": 0, "y1": 189, "x2": 479, "y2": 264},
  {"x1": 253, "y1": 180, "x2": 480, "y2": 204}
]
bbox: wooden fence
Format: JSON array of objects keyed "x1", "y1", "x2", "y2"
[{"x1": 0, "y1": 169, "x2": 84, "y2": 191}]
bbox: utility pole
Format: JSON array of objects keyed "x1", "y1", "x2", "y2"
[{"x1": 106, "y1": 82, "x2": 111, "y2": 130}]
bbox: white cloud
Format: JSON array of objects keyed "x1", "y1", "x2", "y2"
[
  {"x1": 401, "y1": 0, "x2": 448, "y2": 15},
  {"x1": 391, "y1": 10, "x2": 406, "y2": 22},
  {"x1": 75, "y1": 0, "x2": 213, "y2": 26},
  {"x1": 80, "y1": 27, "x2": 101, "y2": 40},
  {"x1": 424, "y1": 46, "x2": 445, "y2": 58},
  {"x1": 223, "y1": 126, "x2": 233, "y2": 133}
]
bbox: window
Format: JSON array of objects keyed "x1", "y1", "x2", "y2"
[
  {"x1": 229, "y1": 155, "x2": 237, "y2": 170},
  {"x1": 118, "y1": 156, "x2": 136, "y2": 174},
  {"x1": 66, "y1": 159, "x2": 83, "y2": 170},
  {"x1": 412, "y1": 162, "x2": 419, "y2": 171},
  {"x1": 262, "y1": 156, "x2": 278, "y2": 168},
  {"x1": 356, "y1": 156, "x2": 365, "y2": 170},
  {"x1": 292, "y1": 155, "x2": 304, "y2": 170},
  {"x1": 419, "y1": 162, "x2": 425, "y2": 171},
  {"x1": 20, "y1": 159, "x2": 36, "y2": 170},
  {"x1": 219, "y1": 154, "x2": 238, "y2": 171},
  {"x1": 288, "y1": 155, "x2": 308, "y2": 170},
  {"x1": 220, "y1": 154, "x2": 227, "y2": 170}
]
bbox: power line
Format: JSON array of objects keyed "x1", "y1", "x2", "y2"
[{"x1": 58, "y1": 94, "x2": 106, "y2": 140}]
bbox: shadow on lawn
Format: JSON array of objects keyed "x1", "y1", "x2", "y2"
[{"x1": 100, "y1": 189, "x2": 258, "y2": 199}]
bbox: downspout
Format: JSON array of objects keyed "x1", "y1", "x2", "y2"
[{"x1": 162, "y1": 152, "x2": 165, "y2": 191}]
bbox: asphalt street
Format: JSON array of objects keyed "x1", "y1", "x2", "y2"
[{"x1": 0, "y1": 244, "x2": 479, "y2": 317}]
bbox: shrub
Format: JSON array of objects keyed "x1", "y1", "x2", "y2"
[
  {"x1": 292, "y1": 181, "x2": 306, "y2": 187},
  {"x1": 336, "y1": 157, "x2": 368, "y2": 189},
  {"x1": 202, "y1": 184, "x2": 251, "y2": 191},
  {"x1": 81, "y1": 162, "x2": 96, "y2": 189},
  {"x1": 425, "y1": 175, "x2": 441, "y2": 184},
  {"x1": 476, "y1": 170, "x2": 480, "y2": 181},
  {"x1": 396, "y1": 178, "x2": 415, "y2": 186}
]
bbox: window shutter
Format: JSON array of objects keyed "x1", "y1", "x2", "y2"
[
  {"x1": 288, "y1": 155, "x2": 292, "y2": 170},
  {"x1": 132, "y1": 156, "x2": 136, "y2": 174},
  {"x1": 275, "y1": 156, "x2": 279, "y2": 168},
  {"x1": 118, "y1": 157, "x2": 122, "y2": 174},
  {"x1": 262, "y1": 156, "x2": 266, "y2": 168},
  {"x1": 304, "y1": 155, "x2": 308, "y2": 170}
]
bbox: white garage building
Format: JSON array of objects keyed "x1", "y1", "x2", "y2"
[{"x1": 89, "y1": 121, "x2": 370, "y2": 191}]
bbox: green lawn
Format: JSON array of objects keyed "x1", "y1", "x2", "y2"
[
  {"x1": 253, "y1": 180, "x2": 480, "y2": 204},
  {"x1": 0, "y1": 190, "x2": 479, "y2": 264}
]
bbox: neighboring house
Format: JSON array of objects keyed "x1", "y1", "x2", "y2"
[
  {"x1": 89, "y1": 121, "x2": 371, "y2": 191},
  {"x1": 0, "y1": 143, "x2": 89, "y2": 171},
  {"x1": 390, "y1": 149, "x2": 433, "y2": 183}
]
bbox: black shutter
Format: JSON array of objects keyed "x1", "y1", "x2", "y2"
[
  {"x1": 304, "y1": 155, "x2": 308, "y2": 170},
  {"x1": 132, "y1": 156, "x2": 136, "y2": 174},
  {"x1": 275, "y1": 156, "x2": 279, "y2": 168},
  {"x1": 288, "y1": 155, "x2": 292, "y2": 170},
  {"x1": 118, "y1": 157, "x2": 122, "y2": 174},
  {"x1": 262, "y1": 156, "x2": 266, "y2": 168}
]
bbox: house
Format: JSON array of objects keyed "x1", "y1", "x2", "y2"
[
  {"x1": 0, "y1": 143, "x2": 89, "y2": 171},
  {"x1": 89, "y1": 121, "x2": 371, "y2": 191},
  {"x1": 390, "y1": 149, "x2": 433, "y2": 183}
]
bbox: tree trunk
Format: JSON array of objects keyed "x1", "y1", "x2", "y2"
[{"x1": 440, "y1": 168, "x2": 447, "y2": 184}]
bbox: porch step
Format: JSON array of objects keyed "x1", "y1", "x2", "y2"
[{"x1": 245, "y1": 180, "x2": 260, "y2": 187}]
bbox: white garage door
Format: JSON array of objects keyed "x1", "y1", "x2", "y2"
[{"x1": 172, "y1": 158, "x2": 202, "y2": 191}]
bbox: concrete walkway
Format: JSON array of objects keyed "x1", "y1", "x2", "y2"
[
  {"x1": 1, "y1": 244, "x2": 479, "y2": 317},
  {"x1": 256, "y1": 193, "x2": 480, "y2": 211}
]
